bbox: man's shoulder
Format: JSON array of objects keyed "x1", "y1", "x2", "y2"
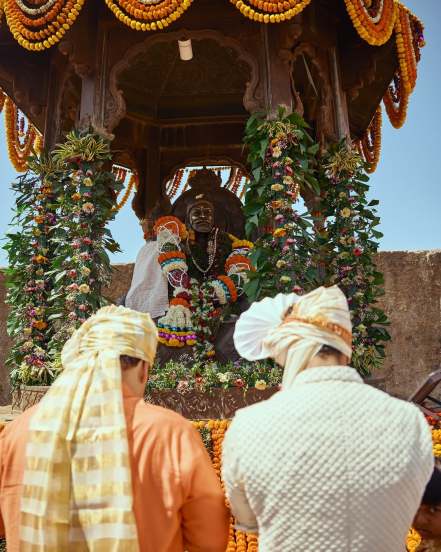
[{"x1": 134, "y1": 401, "x2": 194, "y2": 431}]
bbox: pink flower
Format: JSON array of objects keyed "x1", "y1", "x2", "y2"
[
  {"x1": 235, "y1": 378, "x2": 245, "y2": 388},
  {"x1": 67, "y1": 283, "x2": 79, "y2": 292},
  {"x1": 72, "y1": 240, "x2": 81, "y2": 249},
  {"x1": 68, "y1": 312, "x2": 77, "y2": 320},
  {"x1": 286, "y1": 238, "x2": 295, "y2": 245},
  {"x1": 292, "y1": 285, "x2": 303, "y2": 294},
  {"x1": 353, "y1": 247, "x2": 363, "y2": 257},
  {"x1": 68, "y1": 269, "x2": 77, "y2": 278},
  {"x1": 82, "y1": 237, "x2": 92, "y2": 245},
  {"x1": 274, "y1": 214, "x2": 284, "y2": 222},
  {"x1": 285, "y1": 165, "x2": 293, "y2": 176},
  {"x1": 177, "y1": 380, "x2": 189, "y2": 393}
]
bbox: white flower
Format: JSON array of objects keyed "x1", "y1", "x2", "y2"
[
  {"x1": 218, "y1": 372, "x2": 230, "y2": 383},
  {"x1": 272, "y1": 146, "x2": 282, "y2": 158}
]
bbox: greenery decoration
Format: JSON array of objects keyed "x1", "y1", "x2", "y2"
[
  {"x1": 146, "y1": 356, "x2": 282, "y2": 393},
  {"x1": 242, "y1": 109, "x2": 390, "y2": 376},
  {"x1": 4, "y1": 130, "x2": 122, "y2": 386},
  {"x1": 4, "y1": 157, "x2": 60, "y2": 386},
  {"x1": 243, "y1": 108, "x2": 321, "y2": 301}
]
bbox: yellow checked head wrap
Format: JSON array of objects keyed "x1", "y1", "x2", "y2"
[{"x1": 20, "y1": 305, "x2": 158, "y2": 551}]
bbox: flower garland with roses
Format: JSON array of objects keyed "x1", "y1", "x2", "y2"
[
  {"x1": 242, "y1": 108, "x2": 389, "y2": 376},
  {"x1": 48, "y1": 131, "x2": 123, "y2": 349},
  {"x1": 153, "y1": 215, "x2": 253, "y2": 360},
  {"x1": 4, "y1": 156, "x2": 59, "y2": 386}
]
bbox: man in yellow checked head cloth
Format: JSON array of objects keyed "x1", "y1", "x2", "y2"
[
  {"x1": 223, "y1": 285, "x2": 434, "y2": 552},
  {"x1": 0, "y1": 305, "x2": 229, "y2": 551}
]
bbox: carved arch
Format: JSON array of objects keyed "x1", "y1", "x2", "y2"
[{"x1": 106, "y1": 29, "x2": 262, "y2": 132}]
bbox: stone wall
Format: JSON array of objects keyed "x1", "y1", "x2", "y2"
[{"x1": 1, "y1": 251, "x2": 440, "y2": 404}]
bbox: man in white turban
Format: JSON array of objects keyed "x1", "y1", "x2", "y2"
[
  {"x1": 0, "y1": 305, "x2": 229, "y2": 551},
  {"x1": 222, "y1": 285, "x2": 434, "y2": 552}
]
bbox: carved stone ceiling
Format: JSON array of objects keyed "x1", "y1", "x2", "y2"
[{"x1": 118, "y1": 38, "x2": 251, "y2": 121}]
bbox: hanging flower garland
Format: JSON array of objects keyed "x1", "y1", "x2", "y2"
[
  {"x1": 319, "y1": 143, "x2": 390, "y2": 375},
  {"x1": 111, "y1": 167, "x2": 138, "y2": 212},
  {"x1": 5, "y1": 158, "x2": 59, "y2": 387},
  {"x1": 153, "y1": 215, "x2": 252, "y2": 360},
  {"x1": 104, "y1": 0, "x2": 192, "y2": 31},
  {"x1": 394, "y1": 3, "x2": 425, "y2": 93},
  {"x1": 49, "y1": 131, "x2": 122, "y2": 347},
  {"x1": 383, "y1": 69, "x2": 409, "y2": 129},
  {"x1": 356, "y1": 106, "x2": 382, "y2": 173},
  {"x1": 4, "y1": 96, "x2": 42, "y2": 172},
  {"x1": 229, "y1": 0, "x2": 312, "y2": 24},
  {"x1": 343, "y1": 0, "x2": 396, "y2": 46},
  {"x1": 166, "y1": 168, "x2": 185, "y2": 201},
  {"x1": 4, "y1": 0, "x2": 86, "y2": 51},
  {"x1": 243, "y1": 109, "x2": 320, "y2": 302}
]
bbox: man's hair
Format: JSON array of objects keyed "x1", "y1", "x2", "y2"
[
  {"x1": 318, "y1": 345, "x2": 342, "y2": 357},
  {"x1": 120, "y1": 355, "x2": 142, "y2": 370},
  {"x1": 422, "y1": 466, "x2": 441, "y2": 506}
]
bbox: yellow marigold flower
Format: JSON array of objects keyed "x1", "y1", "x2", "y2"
[
  {"x1": 255, "y1": 380, "x2": 267, "y2": 391},
  {"x1": 273, "y1": 228, "x2": 286, "y2": 238},
  {"x1": 271, "y1": 183, "x2": 284, "y2": 192}
]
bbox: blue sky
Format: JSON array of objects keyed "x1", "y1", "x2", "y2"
[{"x1": 1, "y1": 0, "x2": 440, "y2": 266}]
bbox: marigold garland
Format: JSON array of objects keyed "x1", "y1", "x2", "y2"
[
  {"x1": 229, "y1": 0, "x2": 312, "y2": 23},
  {"x1": 343, "y1": 0, "x2": 396, "y2": 46},
  {"x1": 356, "y1": 106, "x2": 382, "y2": 173},
  {"x1": 4, "y1": 0, "x2": 86, "y2": 51},
  {"x1": 383, "y1": 69, "x2": 409, "y2": 128},
  {"x1": 112, "y1": 171, "x2": 138, "y2": 212},
  {"x1": 104, "y1": 0, "x2": 193, "y2": 31},
  {"x1": 4, "y1": 96, "x2": 41, "y2": 172}
]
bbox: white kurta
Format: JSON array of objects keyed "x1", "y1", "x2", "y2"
[
  {"x1": 125, "y1": 241, "x2": 169, "y2": 318},
  {"x1": 222, "y1": 366, "x2": 434, "y2": 552}
]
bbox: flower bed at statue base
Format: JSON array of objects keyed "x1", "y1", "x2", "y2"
[{"x1": 147, "y1": 387, "x2": 278, "y2": 419}]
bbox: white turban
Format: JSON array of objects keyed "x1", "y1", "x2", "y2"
[{"x1": 234, "y1": 286, "x2": 352, "y2": 389}]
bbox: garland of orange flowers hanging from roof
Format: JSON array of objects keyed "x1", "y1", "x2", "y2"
[
  {"x1": 4, "y1": 0, "x2": 86, "y2": 51},
  {"x1": 382, "y1": 3, "x2": 424, "y2": 128},
  {"x1": 4, "y1": 96, "x2": 42, "y2": 172},
  {"x1": 229, "y1": 0, "x2": 312, "y2": 23},
  {"x1": 104, "y1": 0, "x2": 192, "y2": 31},
  {"x1": 343, "y1": 0, "x2": 396, "y2": 46},
  {"x1": 111, "y1": 170, "x2": 138, "y2": 212},
  {"x1": 383, "y1": 69, "x2": 409, "y2": 129},
  {"x1": 356, "y1": 106, "x2": 382, "y2": 173}
]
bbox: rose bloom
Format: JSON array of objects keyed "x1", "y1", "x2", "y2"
[
  {"x1": 276, "y1": 260, "x2": 287, "y2": 269},
  {"x1": 283, "y1": 175, "x2": 294, "y2": 186},
  {"x1": 235, "y1": 378, "x2": 245, "y2": 388},
  {"x1": 272, "y1": 146, "x2": 282, "y2": 158},
  {"x1": 82, "y1": 237, "x2": 92, "y2": 245},
  {"x1": 255, "y1": 380, "x2": 267, "y2": 391},
  {"x1": 340, "y1": 208, "x2": 352, "y2": 218},
  {"x1": 68, "y1": 312, "x2": 77, "y2": 321},
  {"x1": 80, "y1": 266, "x2": 91, "y2": 276},
  {"x1": 83, "y1": 177, "x2": 93, "y2": 187},
  {"x1": 68, "y1": 269, "x2": 77, "y2": 278},
  {"x1": 82, "y1": 202, "x2": 95, "y2": 214},
  {"x1": 353, "y1": 247, "x2": 363, "y2": 257},
  {"x1": 79, "y1": 284, "x2": 90, "y2": 294}
]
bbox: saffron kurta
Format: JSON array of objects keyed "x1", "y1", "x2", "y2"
[
  {"x1": 222, "y1": 365, "x2": 434, "y2": 552},
  {"x1": 0, "y1": 385, "x2": 229, "y2": 552}
]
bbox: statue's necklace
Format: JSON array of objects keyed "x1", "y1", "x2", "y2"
[{"x1": 187, "y1": 228, "x2": 219, "y2": 276}]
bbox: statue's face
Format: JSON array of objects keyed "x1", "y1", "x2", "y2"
[{"x1": 188, "y1": 200, "x2": 215, "y2": 233}]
